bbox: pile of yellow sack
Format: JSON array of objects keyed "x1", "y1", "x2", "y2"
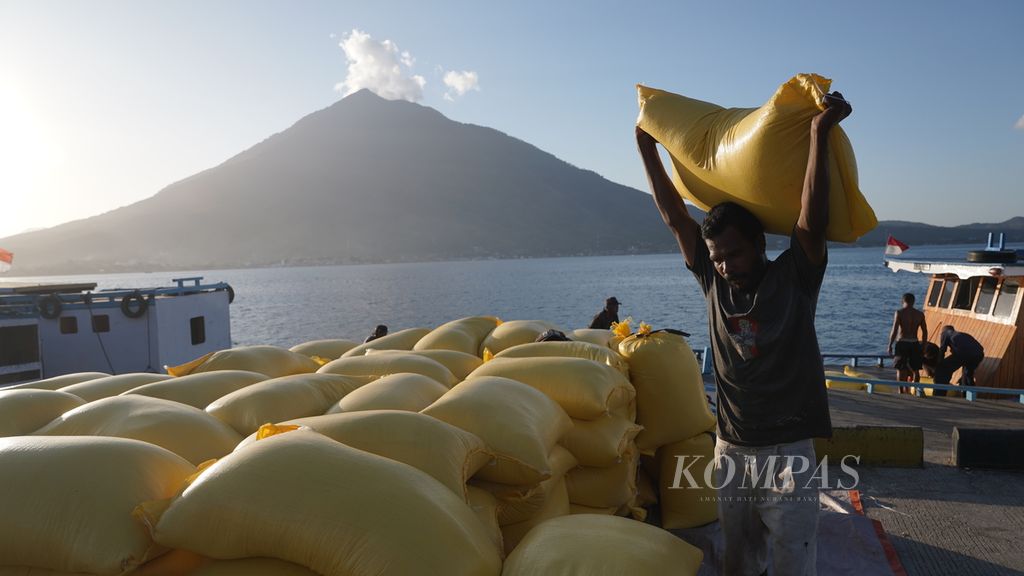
[{"x1": 0, "y1": 316, "x2": 712, "y2": 575}]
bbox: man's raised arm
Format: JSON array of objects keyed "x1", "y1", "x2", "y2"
[
  {"x1": 795, "y1": 92, "x2": 853, "y2": 265},
  {"x1": 636, "y1": 126, "x2": 700, "y2": 267}
]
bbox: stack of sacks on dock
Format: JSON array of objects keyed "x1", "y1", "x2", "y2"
[
  {"x1": 166, "y1": 345, "x2": 321, "y2": 378},
  {"x1": 422, "y1": 375, "x2": 574, "y2": 555},
  {"x1": 0, "y1": 315, "x2": 712, "y2": 574},
  {"x1": 466, "y1": 341, "x2": 643, "y2": 533},
  {"x1": 0, "y1": 436, "x2": 196, "y2": 575},
  {"x1": 135, "y1": 429, "x2": 503, "y2": 575},
  {"x1": 618, "y1": 328, "x2": 719, "y2": 529}
]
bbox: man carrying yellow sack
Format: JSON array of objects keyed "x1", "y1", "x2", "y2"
[{"x1": 636, "y1": 91, "x2": 852, "y2": 575}]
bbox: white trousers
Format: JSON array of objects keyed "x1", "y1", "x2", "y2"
[{"x1": 714, "y1": 437, "x2": 820, "y2": 576}]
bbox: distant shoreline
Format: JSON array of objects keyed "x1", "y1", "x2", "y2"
[{"x1": 3, "y1": 241, "x2": 1020, "y2": 279}]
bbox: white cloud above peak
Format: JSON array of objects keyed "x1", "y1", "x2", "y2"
[
  {"x1": 443, "y1": 70, "x2": 480, "y2": 101},
  {"x1": 335, "y1": 29, "x2": 425, "y2": 102}
]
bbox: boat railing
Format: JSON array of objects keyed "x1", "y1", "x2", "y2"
[
  {"x1": 824, "y1": 374, "x2": 1024, "y2": 404},
  {"x1": 696, "y1": 348, "x2": 891, "y2": 374},
  {"x1": 0, "y1": 279, "x2": 232, "y2": 317}
]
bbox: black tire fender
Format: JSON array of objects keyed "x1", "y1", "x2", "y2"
[
  {"x1": 37, "y1": 294, "x2": 62, "y2": 319},
  {"x1": 121, "y1": 290, "x2": 149, "y2": 318},
  {"x1": 966, "y1": 250, "x2": 1017, "y2": 264}
]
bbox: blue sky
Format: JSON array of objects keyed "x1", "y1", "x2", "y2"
[{"x1": 1, "y1": 0, "x2": 1021, "y2": 241}]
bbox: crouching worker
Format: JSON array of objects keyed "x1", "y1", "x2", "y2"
[{"x1": 637, "y1": 92, "x2": 852, "y2": 575}]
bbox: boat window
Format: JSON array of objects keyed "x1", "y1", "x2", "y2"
[
  {"x1": 938, "y1": 278, "x2": 956, "y2": 308},
  {"x1": 974, "y1": 277, "x2": 998, "y2": 315},
  {"x1": 59, "y1": 316, "x2": 78, "y2": 335},
  {"x1": 190, "y1": 316, "x2": 206, "y2": 345},
  {"x1": 993, "y1": 280, "x2": 1019, "y2": 318},
  {"x1": 91, "y1": 315, "x2": 110, "y2": 333},
  {"x1": 926, "y1": 278, "x2": 943, "y2": 307},
  {"x1": 0, "y1": 325, "x2": 39, "y2": 366},
  {"x1": 952, "y1": 277, "x2": 980, "y2": 310}
]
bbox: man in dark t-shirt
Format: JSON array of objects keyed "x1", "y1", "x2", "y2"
[
  {"x1": 588, "y1": 297, "x2": 621, "y2": 329},
  {"x1": 936, "y1": 325, "x2": 985, "y2": 389},
  {"x1": 637, "y1": 92, "x2": 852, "y2": 576}
]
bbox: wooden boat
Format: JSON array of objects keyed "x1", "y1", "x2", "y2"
[{"x1": 885, "y1": 234, "x2": 1022, "y2": 389}]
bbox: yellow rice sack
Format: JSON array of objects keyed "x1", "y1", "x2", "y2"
[
  {"x1": 565, "y1": 443, "x2": 639, "y2": 509},
  {"x1": 618, "y1": 331, "x2": 715, "y2": 453},
  {"x1": 466, "y1": 486, "x2": 505, "y2": 556},
  {"x1": 467, "y1": 357, "x2": 634, "y2": 420},
  {"x1": 206, "y1": 373, "x2": 368, "y2": 436},
  {"x1": 340, "y1": 327, "x2": 431, "y2": 358},
  {"x1": 190, "y1": 558, "x2": 321, "y2": 575},
  {"x1": 480, "y1": 319, "x2": 562, "y2": 356},
  {"x1": 472, "y1": 445, "x2": 577, "y2": 526},
  {"x1": 121, "y1": 370, "x2": 267, "y2": 409},
  {"x1": 318, "y1": 354, "x2": 457, "y2": 388},
  {"x1": 561, "y1": 414, "x2": 642, "y2": 468},
  {"x1": 2, "y1": 372, "x2": 109, "y2": 391},
  {"x1": 499, "y1": 476, "x2": 571, "y2": 556},
  {"x1": 288, "y1": 338, "x2": 360, "y2": 361},
  {"x1": 423, "y1": 376, "x2": 572, "y2": 486},
  {"x1": 140, "y1": 430, "x2": 501, "y2": 576},
  {"x1": 657, "y1": 433, "x2": 718, "y2": 529},
  {"x1": 59, "y1": 373, "x2": 174, "y2": 403},
  {"x1": 414, "y1": 316, "x2": 501, "y2": 356},
  {"x1": 502, "y1": 514, "x2": 703, "y2": 576},
  {"x1": 0, "y1": 436, "x2": 194, "y2": 575},
  {"x1": 0, "y1": 389, "x2": 85, "y2": 437},
  {"x1": 825, "y1": 369, "x2": 865, "y2": 391},
  {"x1": 844, "y1": 365, "x2": 898, "y2": 393},
  {"x1": 34, "y1": 396, "x2": 242, "y2": 465},
  {"x1": 636, "y1": 74, "x2": 876, "y2": 242},
  {"x1": 167, "y1": 346, "x2": 320, "y2": 378},
  {"x1": 568, "y1": 503, "x2": 618, "y2": 515},
  {"x1": 365, "y1": 349, "x2": 483, "y2": 380},
  {"x1": 325, "y1": 372, "x2": 449, "y2": 413},
  {"x1": 494, "y1": 340, "x2": 630, "y2": 377},
  {"x1": 568, "y1": 329, "x2": 616, "y2": 348},
  {"x1": 235, "y1": 410, "x2": 492, "y2": 501}
]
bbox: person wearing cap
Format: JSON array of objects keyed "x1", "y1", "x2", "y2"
[
  {"x1": 933, "y1": 325, "x2": 985, "y2": 395},
  {"x1": 364, "y1": 324, "x2": 388, "y2": 343},
  {"x1": 588, "y1": 297, "x2": 621, "y2": 330}
]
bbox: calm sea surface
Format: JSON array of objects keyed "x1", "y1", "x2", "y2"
[{"x1": 7, "y1": 243, "x2": 1019, "y2": 355}]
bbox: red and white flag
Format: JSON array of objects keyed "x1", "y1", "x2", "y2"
[
  {"x1": 885, "y1": 235, "x2": 909, "y2": 256},
  {"x1": 0, "y1": 248, "x2": 12, "y2": 273}
]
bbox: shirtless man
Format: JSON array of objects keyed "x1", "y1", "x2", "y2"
[{"x1": 887, "y1": 292, "x2": 928, "y2": 392}]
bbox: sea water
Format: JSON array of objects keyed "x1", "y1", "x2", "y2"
[{"x1": 7, "y1": 243, "x2": 1018, "y2": 355}]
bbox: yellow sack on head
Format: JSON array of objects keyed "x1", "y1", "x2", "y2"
[{"x1": 637, "y1": 74, "x2": 876, "y2": 242}]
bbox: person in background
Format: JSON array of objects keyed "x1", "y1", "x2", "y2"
[
  {"x1": 588, "y1": 297, "x2": 621, "y2": 329},
  {"x1": 364, "y1": 324, "x2": 388, "y2": 343},
  {"x1": 638, "y1": 90, "x2": 852, "y2": 576},
  {"x1": 887, "y1": 292, "x2": 928, "y2": 393},
  {"x1": 934, "y1": 325, "x2": 985, "y2": 395}
]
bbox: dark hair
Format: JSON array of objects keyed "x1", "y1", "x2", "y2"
[
  {"x1": 903, "y1": 293, "x2": 915, "y2": 305},
  {"x1": 700, "y1": 202, "x2": 764, "y2": 244}
]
